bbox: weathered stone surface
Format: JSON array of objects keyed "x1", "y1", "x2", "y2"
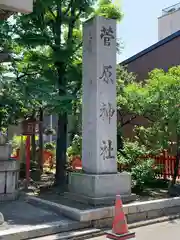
[
  {"x1": 0, "y1": 160, "x2": 19, "y2": 171},
  {"x1": 165, "y1": 206, "x2": 180, "y2": 215},
  {"x1": 147, "y1": 209, "x2": 164, "y2": 219},
  {"x1": 127, "y1": 212, "x2": 147, "y2": 223},
  {"x1": 68, "y1": 172, "x2": 132, "y2": 202},
  {"x1": 27, "y1": 195, "x2": 180, "y2": 224},
  {"x1": 82, "y1": 16, "x2": 117, "y2": 174},
  {"x1": 0, "y1": 212, "x2": 4, "y2": 225},
  {"x1": 68, "y1": 16, "x2": 133, "y2": 203},
  {"x1": 124, "y1": 197, "x2": 180, "y2": 215},
  {"x1": 65, "y1": 192, "x2": 136, "y2": 207},
  {"x1": 0, "y1": 147, "x2": 19, "y2": 200},
  {"x1": 91, "y1": 217, "x2": 113, "y2": 228},
  {"x1": 0, "y1": 191, "x2": 19, "y2": 201},
  {"x1": 0, "y1": 199, "x2": 89, "y2": 240},
  {"x1": 0, "y1": 144, "x2": 12, "y2": 161}
]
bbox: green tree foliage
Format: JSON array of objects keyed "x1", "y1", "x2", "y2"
[
  {"x1": 117, "y1": 140, "x2": 156, "y2": 191},
  {"x1": 116, "y1": 65, "x2": 137, "y2": 150},
  {"x1": 1, "y1": 0, "x2": 123, "y2": 187},
  {"x1": 0, "y1": 74, "x2": 25, "y2": 128},
  {"x1": 123, "y1": 66, "x2": 180, "y2": 184}
]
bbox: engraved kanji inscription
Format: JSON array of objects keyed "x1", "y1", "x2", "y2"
[
  {"x1": 100, "y1": 102, "x2": 115, "y2": 124},
  {"x1": 99, "y1": 65, "x2": 113, "y2": 84},
  {"x1": 100, "y1": 26, "x2": 115, "y2": 46},
  {"x1": 100, "y1": 140, "x2": 115, "y2": 160}
]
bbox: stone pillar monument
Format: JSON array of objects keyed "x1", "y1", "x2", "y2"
[{"x1": 68, "y1": 16, "x2": 133, "y2": 205}]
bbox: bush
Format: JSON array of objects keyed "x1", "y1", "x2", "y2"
[
  {"x1": 117, "y1": 140, "x2": 157, "y2": 191},
  {"x1": 131, "y1": 159, "x2": 156, "y2": 191},
  {"x1": 67, "y1": 134, "x2": 82, "y2": 159},
  {"x1": 117, "y1": 140, "x2": 151, "y2": 169},
  {"x1": 44, "y1": 141, "x2": 56, "y2": 151}
]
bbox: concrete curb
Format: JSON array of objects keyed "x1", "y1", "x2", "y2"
[
  {"x1": 0, "y1": 220, "x2": 89, "y2": 240},
  {"x1": 26, "y1": 196, "x2": 83, "y2": 221},
  {"x1": 1, "y1": 204, "x2": 179, "y2": 240},
  {"x1": 128, "y1": 213, "x2": 180, "y2": 229},
  {"x1": 29, "y1": 228, "x2": 103, "y2": 240},
  {"x1": 1, "y1": 195, "x2": 180, "y2": 240},
  {"x1": 29, "y1": 214, "x2": 180, "y2": 240},
  {"x1": 26, "y1": 195, "x2": 180, "y2": 222},
  {"x1": 124, "y1": 197, "x2": 180, "y2": 215}
]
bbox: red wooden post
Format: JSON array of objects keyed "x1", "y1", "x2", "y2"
[{"x1": 26, "y1": 135, "x2": 31, "y2": 187}]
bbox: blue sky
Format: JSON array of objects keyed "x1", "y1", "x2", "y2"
[{"x1": 117, "y1": 0, "x2": 178, "y2": 63}]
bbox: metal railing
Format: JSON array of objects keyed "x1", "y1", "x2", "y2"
[{"x1": 162, "y1": 2, "x2": 180, "y2": 16}]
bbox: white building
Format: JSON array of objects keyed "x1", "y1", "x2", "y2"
[
  {"x1": 158, "y1": 2, "x2": 180, "y2": 40},
  {"x1": 0, "y1": 0, "x2": 33, "y2": 19}
]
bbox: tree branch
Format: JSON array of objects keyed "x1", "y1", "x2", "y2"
[
  {"x1": 73, "y1": 42, "x2": 82, "y2": 52},
  {"x1": 55, "y1": 1, "x2": 62, "y2": 47},
  {"x1": 67, "y1": 9, "x2": 83, "y2": 45},
  {"x1": 48, "y1": 7, "x2": 56, "y2": 19},
  {"x1": 121, "y1": 115, "x2": 137, "y2": 127},
  {"x1": 64, "y1": 0, "x2": 74, "y2": 16},
  {"x1": 67, "y1": 10, "x2": 76, "y2": 43},
  {"x1": 143, "y1": 114, "x2": 155, "y2": 123},
  {"x1": 16, "y1": 72, "x2": 38, "y2": 81}
]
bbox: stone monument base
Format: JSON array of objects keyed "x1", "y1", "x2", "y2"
[
  {"x1": 0, "y1": 159, "x2": 19, "y2": 201},
  {"x1": 0, "y1": 212, "x2": 4, "y2": 225},
  {"x1": 0, "y1": 143, "x2": 19, "y2": 225},
  {"x1": 67, "y1": 172, "x2": 136, "y2": 206},
  {"x1": 0, "y1": 144, "x2": 12, "y2": 161}
]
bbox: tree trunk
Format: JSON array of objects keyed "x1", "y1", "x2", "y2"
[
  {"x1": 55, "y1": 112, "x2": 67, "y2": 189},
  {"x1": 172, "y1": 133, "x2": 180, "y2": 185},
  {"x1": 38, "y1": 108, "x2": 44, "y2": 173},
  {"x1": 117, "y1": 122, "x2": 124, "y2": 152},
  {"x1": 54, "y1": 60, "x2": 68, "y2": 189},
  {"x1": 117, "y1": 132, "x2": 124, "y2": 151}
]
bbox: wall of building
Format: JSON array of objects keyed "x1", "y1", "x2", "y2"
[
  {"x1": 125, "y1": 35, "x2": 180, "y2": 81},
  {"x1": 120, "y1": 36, "x2": 180, "y2": 149},
  {"x1": 0, "y1": 0, "x2": 33, "y2": 13},
  {"x1": 158, "y1": 4, "x2": 180, "y2": 40}
]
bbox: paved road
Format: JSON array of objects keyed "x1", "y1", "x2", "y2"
[{"x1": 90, "y1": 219, "x2": 180, "y2": 240}]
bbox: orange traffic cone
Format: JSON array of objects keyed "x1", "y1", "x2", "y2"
[{"x1": 106, "y1": 195, "x2": 135, "y2": 240}]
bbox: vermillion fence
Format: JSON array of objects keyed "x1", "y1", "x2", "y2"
[
  {"x1": 141, "y1": 151, "x2": 180, "y2": 179},
  {"x1": 42, "y1": 150, "x2": 180, "y2": 179},
  {"x1": 69, "y1": 152, "x2": 180, "y2": 179},
  {"x1": 12, "y1": 148, "x2": 178, "y2": 179}
]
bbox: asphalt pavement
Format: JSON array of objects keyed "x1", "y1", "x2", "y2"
[{"x1": 89, "y1": 218, "x2": 180, "y2": 240}]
